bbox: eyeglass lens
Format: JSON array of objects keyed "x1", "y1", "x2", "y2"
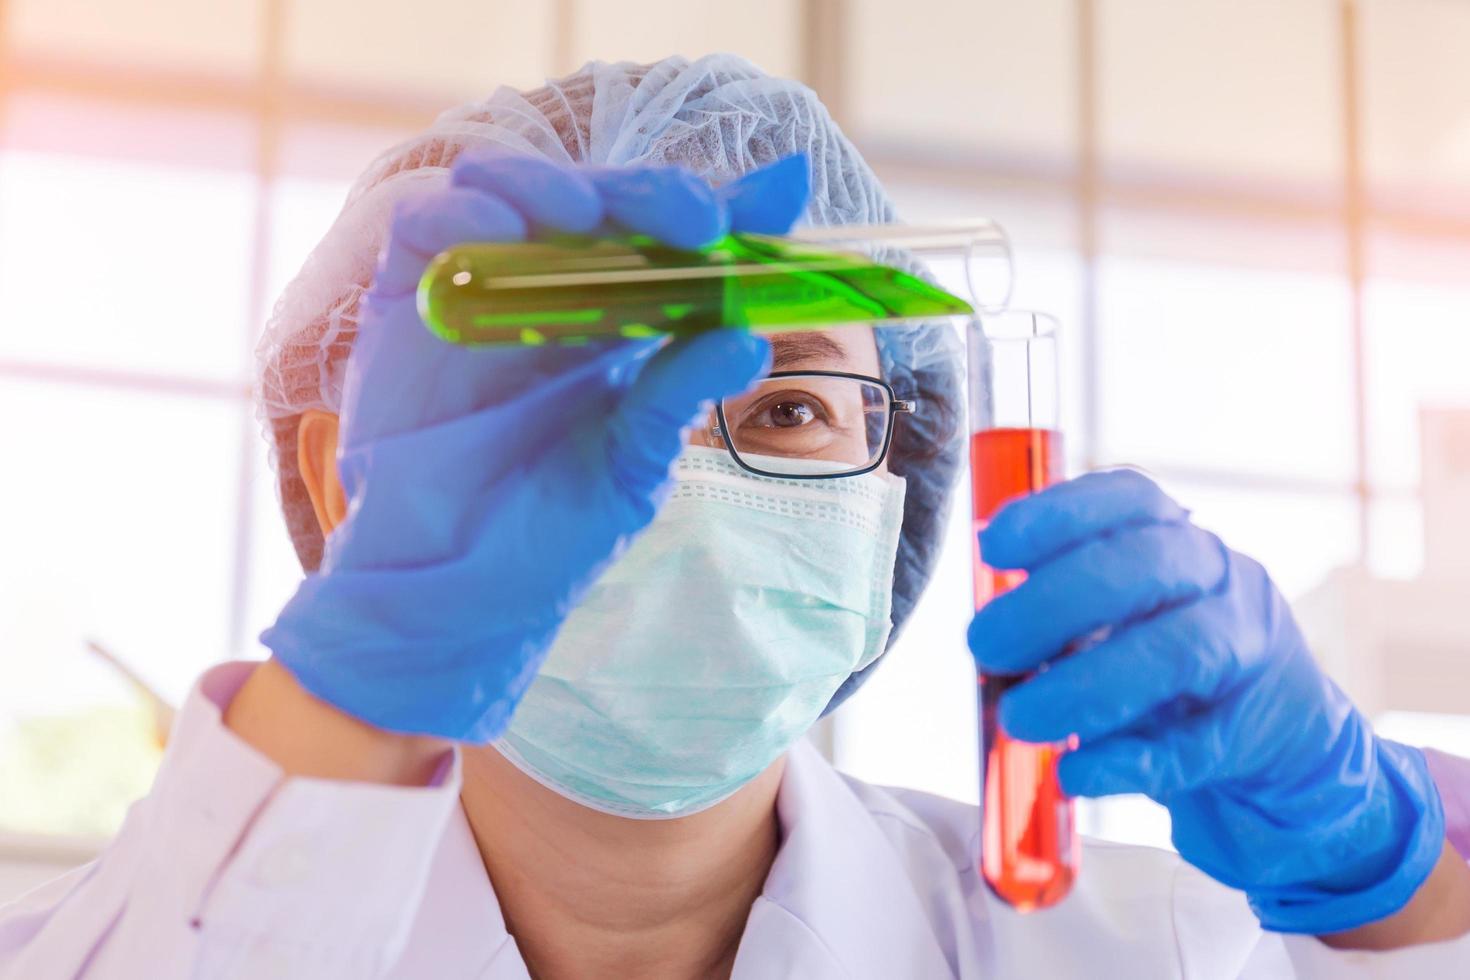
[{"x1": 697, "y1": 374, "x2": 892, "y2": 476}]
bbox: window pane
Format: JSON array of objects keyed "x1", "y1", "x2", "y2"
[
  {"x1": 1363, "y1": 259, "x2": 1470, "y2": 492},
  {"x1": 1154, "y1": 479, "x2": 1359, "y2": 600},
  {"x1": 286, "y1": 0, "x2": 555, "y2": 99},
  {"x1": 1376, "y1": 712, "x2": 1470, "y2": 759},
  {"x1": 1361, "y1": 0, "x2": 1470, "y2": 216},
  {"x1": 570, "y1": 0, "x2": 801, "y2": 81},
  {"x1": 1369, "y1": 496, "x2": 1424, "y2": 582},
  {"x1": 1097, "y1": 214, "x2": 1354, "y2": 484},
  {"x1": 279, "y1": 121, "x2": 420, "y2": 184},
  {"x1": 0, "y1": 686, "x2": 161, "y2": 837},
  {"x1": 9, "y1": 0, "x2": 260, "y2": 76},
  {"x1": 1079, "y1": 796, "x2": 1172, "y2": 850},
  {"x1": 1098, "y1": 0, "x2": 1341, "y2": 186},
  {"x1": 1421, "y1": 408, "x2": 1470, "y2": 582},
  {"x1": 5, "y1": 94, "x2": 256, "y2": 172},
  {"x1": 0, "y1": 382, "x2": 242, "y2": 708},
  {"x1": 849, "y1": 0, "x2": 1077, "y2": 167},
  {"x1": 885, "y1": 177, "x2": 1078, "y2": 252},
  {"x1": 0, "y1": 151, "x2": 256, "y2": 381}
]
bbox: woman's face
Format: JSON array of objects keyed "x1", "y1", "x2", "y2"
[{"x1": 690, "y1": 327, "x2": 887, "y2": 474}]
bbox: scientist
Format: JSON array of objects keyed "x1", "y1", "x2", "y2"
[{"x1": 4, "y1": 54, "x2": 1470, "y2": 979}]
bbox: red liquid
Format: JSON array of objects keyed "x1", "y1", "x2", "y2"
[{"x1": 971, "y1": 427, "x2": 1077, "y2": 912}]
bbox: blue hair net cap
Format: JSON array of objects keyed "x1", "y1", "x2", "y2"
[{"x1": 256, "y1": 53, "x2": 965, "y2": 712}]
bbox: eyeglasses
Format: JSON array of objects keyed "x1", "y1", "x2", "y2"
[{"x1": 693, "y1": 370, "x2": 916, "y2": 479}]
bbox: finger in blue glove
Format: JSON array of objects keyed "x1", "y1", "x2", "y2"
[
  {"x1": 586, "y1": 165, "x2": 729, "y2": 249},
  {"x1": 718, "y1": 153, "x2": 811, "y2": 235}
]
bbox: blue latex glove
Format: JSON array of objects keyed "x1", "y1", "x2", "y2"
[
  {"x1": 968, "y1": 469, "x2": 1445, "y2": 934},
  {"x1": 262, "y1": 151, "x2": 811, "y2": 742}
]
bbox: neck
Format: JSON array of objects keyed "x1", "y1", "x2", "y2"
[{"x1": 460, "y1": 746, "x2": 784, "y2": 980}]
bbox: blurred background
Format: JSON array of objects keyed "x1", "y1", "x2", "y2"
[{"x1": 2, "y1": 0, "x2": 1469, "y2": 898}]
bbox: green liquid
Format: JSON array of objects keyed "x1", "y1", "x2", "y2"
[{"x1": 417, "y1": 232, "x2": 974, "y2": 346}]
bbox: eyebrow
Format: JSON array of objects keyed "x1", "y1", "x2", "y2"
[{"x1": 769, "y1": 332, "x2": 849, "y2": 371}]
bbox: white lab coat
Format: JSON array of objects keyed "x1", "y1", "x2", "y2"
[{"x1": 2, "y1": 663, "x2": 1466, "y2": 978}]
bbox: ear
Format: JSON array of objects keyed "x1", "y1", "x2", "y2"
[{"x1": 297, "y1": 410, "x2": 348, "y2": 535}]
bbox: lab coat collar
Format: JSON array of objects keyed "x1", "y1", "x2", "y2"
[
  {"x1": 396, "y1": 803, "x2": 525, "y2": 978},
  {"x1": 407, "y1": 740, "x2": 956, "y2": 978},
  {"x1": 732, "y1": 739, "x2": 958, "y2": 978}
]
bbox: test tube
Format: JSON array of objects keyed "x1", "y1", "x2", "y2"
[
  {"x1": 968, "y1": 310, "x2": 1077, "y2": 912},
  {"x1": 417, "y1": 220, "x2": 1011, "y2": 347}
]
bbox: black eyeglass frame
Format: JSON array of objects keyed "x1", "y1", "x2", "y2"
[{"x1": 712, "y1": 369, "x2": 917, "y2": 480}]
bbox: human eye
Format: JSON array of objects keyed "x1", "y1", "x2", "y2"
[
  {"x1": 741, "y1": 389, "x2": 830, "y2": 431},
  {"x1": 719, "y1": 376, "x2": 878, "y2": 471}
]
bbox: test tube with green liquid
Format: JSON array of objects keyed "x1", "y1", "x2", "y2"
[{"x1": 416, "y1": 221, "x2": 1010, "y2": 347}]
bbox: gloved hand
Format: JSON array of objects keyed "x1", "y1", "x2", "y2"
[
  {"x1": 262, "y1": 151, "x2": 811, "y2": 742},
  {"x1": 968, "y1": 469, "x2": 1445, "y2": 934}
]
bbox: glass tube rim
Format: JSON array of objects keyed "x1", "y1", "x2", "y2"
[{"x1": 976, "y1": 308, "x2": 1062, "y2": 345}]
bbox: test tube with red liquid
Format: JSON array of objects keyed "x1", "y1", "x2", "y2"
[{"x1": 968, "y1": 311, "x2": 1077, "y2": 912}]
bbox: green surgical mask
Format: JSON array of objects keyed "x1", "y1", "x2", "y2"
[{"x1": 496, "y1": 446, "x2": 906, "y2": 818}]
